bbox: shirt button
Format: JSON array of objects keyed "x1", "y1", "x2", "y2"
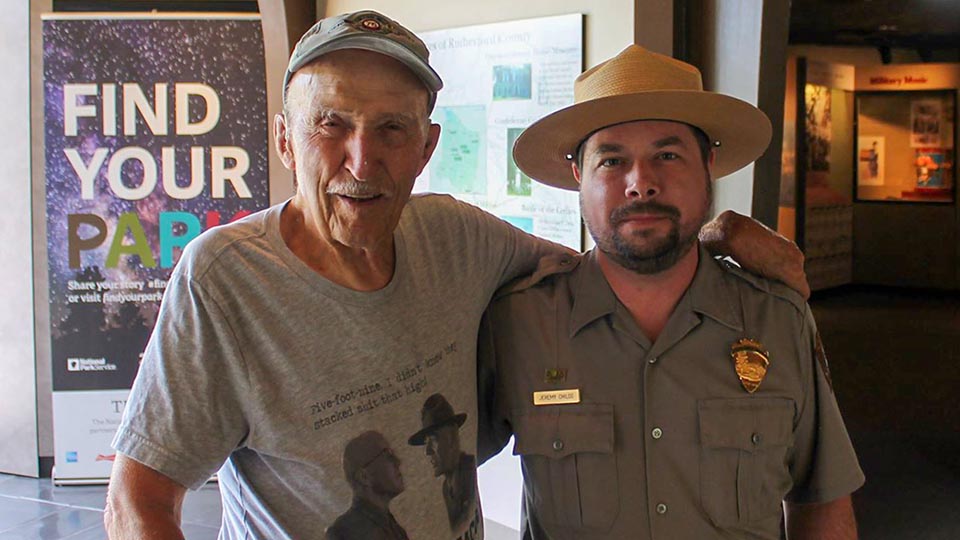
[
  {"x1": 656, "y1": 503, "x2": 668, "y2": 515},
  {"x1": 651, "y1": 427, "x2": 663, "y2": 440},
  {"x1": 552, "y1": 439, "x2": 564, "y2": 451},
  {"x1": 648, "y1": 357, "x2": 658, "y2": 364},
  {"x1": 752, "y1": 432, "x2": 762, "y2": 445}
]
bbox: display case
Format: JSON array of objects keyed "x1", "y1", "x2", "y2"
[{"x1": 855, "y1": 90, "x2": 955, "y2": 203}]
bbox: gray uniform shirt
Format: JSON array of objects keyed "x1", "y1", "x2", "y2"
[
  {"x1": 113, "y1": 194, "x2": 563, "y2": 540},
  {"x1": 479, "y1": 247, "x2": 865, "y2": 540}
]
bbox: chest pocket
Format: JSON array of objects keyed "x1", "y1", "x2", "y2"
[
  {"x1": 698, "y1": 398, "x2": 795, "y2": 529},
  {"x1": 511, "y1": 403, "x2": 618, "y2": 534}
]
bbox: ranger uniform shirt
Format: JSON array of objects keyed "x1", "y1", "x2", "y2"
[{"x1": 478, "y1": 247, "x2": 864, "y2": 540}]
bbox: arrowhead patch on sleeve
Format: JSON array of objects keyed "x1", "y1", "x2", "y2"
[{"x1": 814, "y1": 331, "x2": 834, "y2": 392}]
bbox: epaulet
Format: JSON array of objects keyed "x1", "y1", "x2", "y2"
[
  {"x1": 715, "y1": 257, "x2": 806, "y2": 313},
  {"x1": 493, "y1": 253, "x2": 580, "y2": 300}
]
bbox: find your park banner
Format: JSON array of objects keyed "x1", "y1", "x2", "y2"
[{"x1": 43, "y1": 14, "x2": 269, "y2": 482}]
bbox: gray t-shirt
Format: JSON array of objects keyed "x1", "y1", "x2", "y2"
[{"x1": 113, "y1": 194, "x2": 562, "y2": 540}]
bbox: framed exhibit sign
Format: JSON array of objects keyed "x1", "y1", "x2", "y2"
[
  {"x1": 857, "y1": 136, "x2": 885, "y2": 186},
  {"x1": 911, "y1": 99, "x2": 943, "y2": 148}
]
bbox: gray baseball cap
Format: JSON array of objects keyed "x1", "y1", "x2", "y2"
[{"x1": 283, "y1": 10, "x2": 443, "y2": 109}]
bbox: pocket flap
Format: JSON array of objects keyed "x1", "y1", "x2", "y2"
[
  {"x1": 512, "y1": 403, "x2": 614, "y2": 458},
  {"x1": 699, "y1": 398, "x2": 794, "y2": 451}
]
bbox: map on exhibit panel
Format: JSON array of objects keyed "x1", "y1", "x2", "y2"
[{"x1": 414, "y1": 14, "x2": 583, "y2": 249}]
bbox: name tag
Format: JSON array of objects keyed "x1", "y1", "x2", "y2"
[{"x1": 533, "y1": 389, "x2": 581, "y2": 406}]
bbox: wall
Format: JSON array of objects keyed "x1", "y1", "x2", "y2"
[
  {"x1": 687, "y1": 0, "x2": 760, "y2": 217},
  {"x1": 322, "y1": 0, "x2": 633, "y2": 71},
  {"x1": 683, "y1": 0, "x2": 790, "y2": 227},
  {"x1": 853, "y1": 204, "x2": 956, "y2": 287},
  {"x1": 826, "y1": 89, "x2": 855, "y2": 198},
  {"x1": 258, "y1": 0, "x2": 316, "y2": 205},
  {"x1": 0, "y1": 0, "x2": 40, "y2": 477},
  {"x1": 31, "y1": 0, "x2": 56, "y2": 471}
]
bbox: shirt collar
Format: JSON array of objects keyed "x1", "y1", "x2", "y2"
[
  {"x1": 568, "y1": 244, "x2": 743, "y2": 337},
  {"x1": 684, "y1": 245, "x2": 743, "y2": 332},
  {"x1": 569, "y1": 249, "x2": 619, "y2": 337}
]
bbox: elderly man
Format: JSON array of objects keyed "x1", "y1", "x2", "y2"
[
  {"x1": 105, "y1": 10, "x2": 806, "y2": 540},
  {"x1": 478, "y1": 45, "x2": 864, "y2": 540}
]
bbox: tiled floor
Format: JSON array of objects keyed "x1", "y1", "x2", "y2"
[
  {"x1": 0, "y1": 474, "x2": 221, "y2": 540},
  {"x1": 0, "y1": 473, "x2": 519, "y2": 539},
  {"x1": 1, "y1": 285, "x2": 957, "y2": 539}
]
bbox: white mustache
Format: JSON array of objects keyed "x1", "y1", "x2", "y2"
[{"x1": 326, "y1": 180, "x2": 387, "y2": 198}]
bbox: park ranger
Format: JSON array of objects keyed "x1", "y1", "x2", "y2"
[{"x1": 478, "y1": 45, "x2": 864, "y2": 540}]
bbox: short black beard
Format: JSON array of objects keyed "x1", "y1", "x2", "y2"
[
  {"x1": 584, "y1": 197, "x2": 707, "y2": 275},
  {"x1": 612, "y1": 222, "x2": 697, "y2": 274}
]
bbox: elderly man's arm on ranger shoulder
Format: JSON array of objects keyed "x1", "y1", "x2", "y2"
[
  {"x1": 786, "y1": 494, "x2": 858, "y2": 540},
  {"x1": 700, "y1": 209, "x2": 810, "y2": 299}
]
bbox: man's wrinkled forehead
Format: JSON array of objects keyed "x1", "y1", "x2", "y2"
[{"x1": 284, "y1": 51, "x2": 432, "y2": 117}]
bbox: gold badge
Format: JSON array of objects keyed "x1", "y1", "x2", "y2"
[{"x1": 731, "y1": 338, "x2": 770, "y2": 393}]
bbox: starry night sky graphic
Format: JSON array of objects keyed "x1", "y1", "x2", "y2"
[{"x1": 44, "y1": 17, "x2": 269, "y2": 391}]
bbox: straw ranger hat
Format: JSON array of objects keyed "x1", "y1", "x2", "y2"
[{"x1": 513, "y1": 44, "x2": 772, "y2": 190}]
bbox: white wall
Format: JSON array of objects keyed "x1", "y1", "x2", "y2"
[
  {"x1": 31, "y1": 0, "x2": 56, "y2": 466},
  {"x1": 0, "y1": 0, "x2": 39, "y2": 477},
  {"x1": 323, "y1": 0, "x2": 634, "y2": 70},
  {"x1": 696, "y1": 0, "x2": 764, "y2": 217}
]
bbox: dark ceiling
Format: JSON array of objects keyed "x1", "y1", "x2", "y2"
[{"x1": 789, "y1": 0, "x2": 960, "y2": 56}]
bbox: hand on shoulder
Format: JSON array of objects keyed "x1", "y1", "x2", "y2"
[{"x1": 700, "y1": 210, "x2": 810, "y2": 299}]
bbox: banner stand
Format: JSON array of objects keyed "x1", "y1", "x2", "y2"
[{"x1": 42, "y1": 13, "x2": 270, "y2": 484}]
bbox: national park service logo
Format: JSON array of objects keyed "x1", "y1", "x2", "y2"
[
  {"x1": 730, "y1": 338, "x2": 770, "y2": 393},
  {"x1": 345, "y1": 12, "x2": 397, "y2": 37},
  {"x1": 359, "y1": 17, "x2": 382, "y2": 31}
]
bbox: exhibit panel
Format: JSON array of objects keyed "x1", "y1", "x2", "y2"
[
  {"x1": 780, "y1": 58, "x2": 856, "y2": 292},
  {"x1": 412, "y1": 14, "x2": 583, "y2": 250}
]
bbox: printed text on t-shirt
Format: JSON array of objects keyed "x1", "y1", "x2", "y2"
[{"x1": 308, "y1": 341, "x2": 459, "y2": 430}]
